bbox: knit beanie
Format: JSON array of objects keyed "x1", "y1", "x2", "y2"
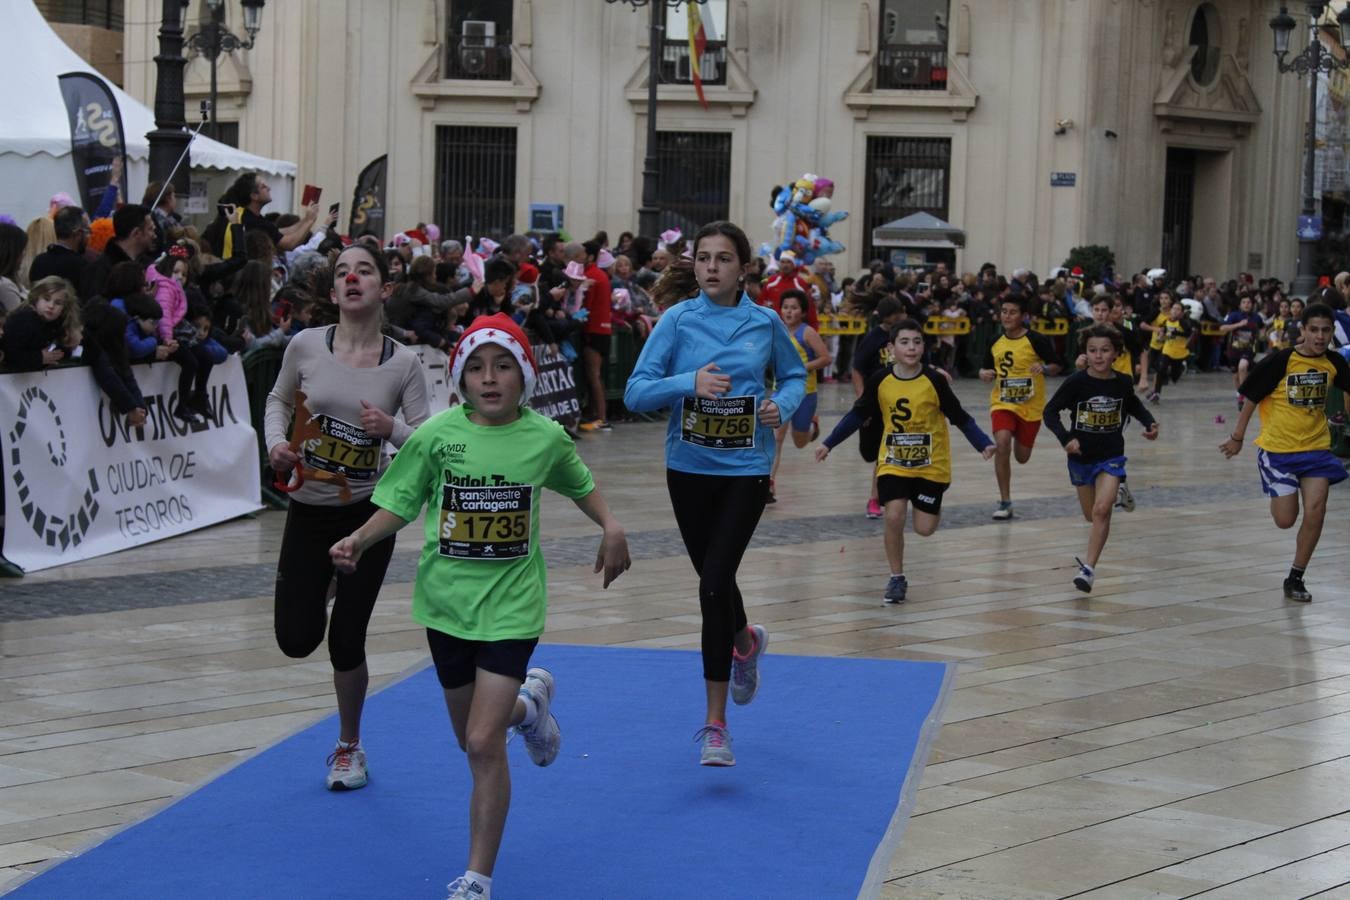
[{"x1": 448, "y1": 313, "x2": 538, "y2": 406}]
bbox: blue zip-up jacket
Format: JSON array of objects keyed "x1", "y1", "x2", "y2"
[
  {"x1": 111, "y1": 297, "x2": 160, "y2": 361},
  {"x1": 624, "y1": 291, "x2": 807, "y2": 476}
]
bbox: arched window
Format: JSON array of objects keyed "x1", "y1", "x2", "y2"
[{"x1": 1189, "y1": 4, "x2": 1221, "y2": 86}]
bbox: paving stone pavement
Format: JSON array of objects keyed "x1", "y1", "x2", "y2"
[{"x1": 0, "y1": 476, "x2": 1318, "y2": 623}]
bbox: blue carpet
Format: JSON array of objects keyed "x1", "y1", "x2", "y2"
[{"x1": 11, "y1": 645, "x2": 950, "y2": 900}]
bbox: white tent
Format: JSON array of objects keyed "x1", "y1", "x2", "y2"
[{"x1": 1, "y1": 0, "x2": 295, "y2": 222}]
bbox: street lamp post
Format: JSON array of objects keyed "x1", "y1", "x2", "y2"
[
  {"x1": 187, "y1": 0, "x2": 267, "y2": 142},
  {"x1": 148, "y1": 0, "x2": 265, "y2": 199},
  {"x1": 147, "y1": 0, "x2": 192, "y2": 197},
  {"x1": 1270, "y1": 2, "x2": 1350, "y2": 296},
  {"x1": 605, "y1": 0, "x2": 708, "y2": 239}
]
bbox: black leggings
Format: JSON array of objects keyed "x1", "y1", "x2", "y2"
[
  {"x1": 666, "y1": 469, "x2": 769, "y2": 682},
  {"x1": 274, "y1": 497, "x2": 396, "y2": 672},
  {"x1": 1154, "y1": 356, "x2": 1185, "y2": 391},
  {"x1": 168, "y1": 343, "x2": 215, "y2": 406}
]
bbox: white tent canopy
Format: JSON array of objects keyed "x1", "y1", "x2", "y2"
[{"x1": 1, "y1": 0, "x2": 295, "y2": 221}]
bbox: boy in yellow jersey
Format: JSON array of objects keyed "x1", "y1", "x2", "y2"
[
  {"x1": 1221, "y1": 303, "x2": 1350, "y2": 602},
  {"x1": 1139, "y1": 290, "x2": 1173, "y2": 392},
  {"x1": 1112, "y1": 297, "x2": 1150, "y2": 392},
  {"x1": 979, "y1": 294, "x2": 1062, "y2": 519},
  {"x1": 1147, "y1": 296, "x2": 1193, "y2": 403},
  {"x1": 817, "y1": 319, "x2": 995, "y2": 603}
]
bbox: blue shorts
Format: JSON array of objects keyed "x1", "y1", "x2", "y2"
[
  {"x1": 790, "y1": 392, "x2": 819, "y2": 434},
  {"x1": 1257, "y1": 449, "x2": 1349, "y2": 498},
  {"x1": 1067, "y1": 455, "x2": 1127, "y2": 487}
]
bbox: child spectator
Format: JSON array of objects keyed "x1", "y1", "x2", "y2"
[
  {"x1": 174, "y1": 302, "x2": 228, "y2": 370},
  {"x1": 234, "y1": 259, "x2": 289, "y2": 351},
  {"x1": 2, "y1": 276, "x2": 81, "y2": 371},
  {"x1": 82, "y1": 300, "x2": 148, "y2": 428},
  {"x1": 105, "y1": 261, "x2": 198, "y2": 420}
]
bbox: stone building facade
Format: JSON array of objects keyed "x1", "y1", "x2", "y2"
[{"x1": 117, "y1": 0, "x2": 1331, "y2": 280}]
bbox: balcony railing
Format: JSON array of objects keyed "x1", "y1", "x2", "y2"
[
  {"x1": 659, "y1": 41, "x2": 728, "y2": 88},
  {"x1": 875, "y1": 45, "x2": 948, "y2": 91},
  {"x1": 443, "y1": 34, "x2": 513, "y2": 82}
]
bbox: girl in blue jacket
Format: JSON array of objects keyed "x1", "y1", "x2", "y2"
[{"x1": 624, "y1": 221, "x2": 806, "y2": 767}]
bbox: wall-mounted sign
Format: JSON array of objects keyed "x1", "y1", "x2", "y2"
[
  {"x1": 1050, "y1": 172, "x2": 1077, "y2": 187},
  {"x1": 1297, "y1": 215, "x2": 1323, "y2": 240}
]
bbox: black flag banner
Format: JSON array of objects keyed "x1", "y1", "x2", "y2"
[
  {"x1": 349, "y1": 155, "x2": 388, "y2": 240},
  {"x1": 58, "y1": 72, "x2": 128, "y2": 215},
  {"x1": 528, "y1": 344, "x2": 581, "y2": 429}
]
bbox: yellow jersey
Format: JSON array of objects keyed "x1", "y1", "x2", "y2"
[
  {"x1": 789, "y1": 325, "x2": 817, "y2": 394},
  {"x1": 1159, "y1": 317, "x2": 1192, "y2": 360},
  {"x1": 1147, "y1": 311, "x2": 1168, "y2": 350},
  {"x1": 984, "y1": 330, "x2": 1060, "y2": 421},
  {"x1": 1241, "y1": 348, "x2": 1350, "y2": 453},
  {"x1": 844, "y1": 365, "x2": 989, "y2": 484}
]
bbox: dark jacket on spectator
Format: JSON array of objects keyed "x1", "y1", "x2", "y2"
[
  {"x1": 82, "y1": 301, "x2": 145, "y2": 414},
  {"x1": 0, "y1": 307, "x2": 64, "y2": 371},
  {"x1": 28, "y1": 244, "x2": 90, "y2": 296},
  {"x1": 82, "y1": 241, "x2": 137, "y2": 305}
]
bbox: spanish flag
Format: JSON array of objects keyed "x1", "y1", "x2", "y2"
[{"x1": 686, "y1": 2, "x2": 708, "y2": 110}]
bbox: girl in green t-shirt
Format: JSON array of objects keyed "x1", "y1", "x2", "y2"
[{"x1": 330, "y1": 314, "x2": 630, "y2": 900}]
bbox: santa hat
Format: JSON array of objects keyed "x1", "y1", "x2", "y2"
[
  {"x1": 448, "y1": 313, "x2": 538, "y2": 406},
  {"x1": 517, "y1": 262, "x2": 540, "y2": 284}
]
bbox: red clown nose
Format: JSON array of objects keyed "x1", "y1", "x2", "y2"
[{"x1": 345, "y1": 273, "x2": 360, "y2": 284}]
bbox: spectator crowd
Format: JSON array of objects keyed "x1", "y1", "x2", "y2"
[{"x1": 4, "y1": 171, "x2": 1350, "y2": 443}]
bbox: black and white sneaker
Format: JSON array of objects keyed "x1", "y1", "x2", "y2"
[
  {"x1": 1283, "y1": 576, "x2": 1312, "y2": 603},
  {"x1": 1073, "y1": 557, "x2": 1094, "y2": 593}
]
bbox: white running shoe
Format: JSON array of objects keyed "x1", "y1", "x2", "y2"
[
  {"x1": 1115, "y1": 482, "x2": 1135, "y2": 512},
  {"x1": 447, "y1": 875, "x2": 489, "y2": 899},
  {"x1": 325, "y1": 740, "x2": 368, "y2": 791},
  {"x1": 1073, "y1": 557, "x2": 1095, "y2": 594},
  {"x1": 730, "y1": 624, "x2": 768, "y2": 705},
  {"x1": 518, "y1": 667, "x2": 561, "y2": 767},
  {"x1": 992, "y1": 500, "x2": 1014, "y2": 520}
]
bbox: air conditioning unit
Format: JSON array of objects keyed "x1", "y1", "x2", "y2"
[
  {"x1": 529, "y1": 203, "x2": 564, "y2": 233},
  {"x1": 462, "y1": 20, "x2": 496, "y2": 48},
  {"x1": 891, "y1": 56, "x2": 931, "y2": 87},
  {"x1": 459, "y1": 20, "x2": 497, "y2": 75},
  {"x1": 675, "y1": 51, "x2": 720, "y2": 84}
]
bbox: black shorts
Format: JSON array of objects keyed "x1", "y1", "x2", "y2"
[
  {"x1": 426, "y1": 629, "x2": 539, "y2": 689},
  {"x1": 876, "y1": 475, "x2": 947, "y2": 515},
  {"x1": 585, "y1": 333, "x2": 611, "y2": 358}
]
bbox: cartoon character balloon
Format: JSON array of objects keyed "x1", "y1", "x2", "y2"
[{"x1": 764, "y1": 173, "x2": 849, "y2": 265}]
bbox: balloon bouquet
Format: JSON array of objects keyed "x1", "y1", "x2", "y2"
[{"x1": 762, "y1": 174, "x2": 849, "y2": 265}]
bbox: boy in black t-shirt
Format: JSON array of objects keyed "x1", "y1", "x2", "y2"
[{"x1": 1044, "y1": 324, "x2": 1159, "y2": 593}]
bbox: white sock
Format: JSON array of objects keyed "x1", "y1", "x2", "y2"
[
  {"x1": 337, "y1": 737, "x2": 360, "y2": 749},
  {"x1": 891, "y1": 572, "x2": 904, "y2": 579},
  {"x1": 517, "y1": 693, "x2": 538, "y2": 728},
  {"x1": 465, "y1": 871, "x2": 492, "y2": 897}
]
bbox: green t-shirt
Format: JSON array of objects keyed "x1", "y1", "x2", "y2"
[{"x1": 372, "y1": 405, "x2": 595, "y2": 641}]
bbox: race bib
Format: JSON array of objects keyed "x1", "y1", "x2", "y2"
[
  {"x1": 438, "y1": 483, "x2": 533, "y2": 560},
  {"x1": 998, "y1": 377, "x2": 1033, "y2": 404},
  {"x1": 681, "y1": 395, "x2": 756, "y2": 449},
  {"x1": 1075, "y1": 398, "x2": 1123, "y2": 433},
  {"x1": 884, "y1": 432, "x2": 932, "y2": 469},
  {"x1": 1231, "y1": 332, "x2": 1253, "y2": 349},
  {"x1": 1285, "y1": 372, "x2": 1328, "y2": 408},
  {"x1": 303, "y1": 414, "x2": 380, "y2": 481}
]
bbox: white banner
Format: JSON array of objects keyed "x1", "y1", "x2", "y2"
[
  {"x1": 1, "y1": 356, "x2": 261, "y2": 573},
  {"x1": 408, "y1": 345, "x2": 452, "y2": 412}
]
